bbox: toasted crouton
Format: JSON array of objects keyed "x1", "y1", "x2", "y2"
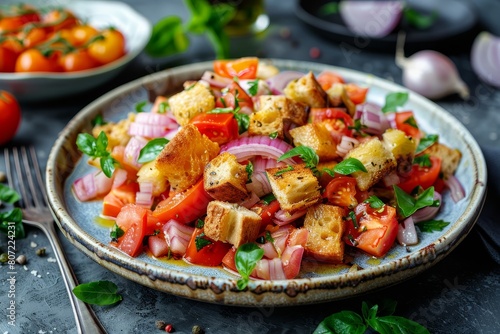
[
  {"x1": 345, "y1": 138, "x2": 396, "y2": 191},
  {"x1": 266, "y1": 164, "x2": 321, "y2": 213},
  {"x1": 92, "y1": 113, "x2": 135, "y2": 149},
  {"x1": 326, "y1": 83, "x2": 356, "y2": 117},
  {"x1": 304, "y1": 204, "x2": 345, "y2": 263},
  {"x1": 204, "y1": 153, "x2": 249, "y2": 202},
  {"x1": 289, "y1": 123, "x2": 338, "y2": 162},
  {"x1": 422, "y1": 142, "x2": 462, "y2": 178},
  {"x1": 168, "y1": 82, "x2": 215, "y2": 126},
  {"x1": 137, "y1": 161, "x2": 169, "y2": 197},
  {"x1": 204, "y1": 201, "x2": 262, "y2": 248},
  {"x1": 155, "y1": 124, "x2": 219, "y2": 192},
  {"x1": 382, "y1": 129, "x2": 417, "y2": 175},
  {"x1": 284, "y1": 71, "x2": 327, "y2": 108}
]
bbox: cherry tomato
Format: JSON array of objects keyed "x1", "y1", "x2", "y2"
[
  {"x1": 0, "y1": 10, "x2": 41, "y2": 32},
  {"x1": 0, "y1": 46, "x2": 17, "y2": 72},
  {"x1": 214, "y1": 57, "x2": 259, "y2": 79},
  {"x1": 395, "y1": 111, "x2": 423, "y2": 139},
  {"x1": 71, "y1": 24, "x2": 99, "y2": 46},
  {"x1": 15, "y1": 48, "x2": 60, "y2": 72},
  {"x1": 88, "y1": 28, "x2": 125, "y2": 64},
  {"x1": 309, "y1": 107, "x2": 354, "y2": 139},
  {"x1": 0, "y1": 38, "x2": 24, "y2": 55},
  {"x1": 59, "y1": 49, "x2": 98, "y2": 72},
  {"x1": 344, "y1": 83, "x2": 368, "y2": 105},
  {"x1": 317, "y1": 71, "x2": 345, "y2": 91},
  {"x1": 250, "y1": 198, "x2": 281, "y2": 232},
  {"x1": 153, "y1": 179, "x2": 212, "y2": 224},
  {"x1": 43, "y1": 9, "x2": 78, "y2": 33},
  {"x1": 0, "y1": 91, "x2": 22, "y2": 145},
  {"x1": 184, "y1": 228, "x2": 232, "y2": 266},
  {"x1": 189, "y1": 112, "x2": 239, "y2": 145},
  {"x1": 323, "y1": 176, "x2": 358, "y2": 209},
  {"x1": 18, "y1": 27, "x2": 46, "y2": 48},
  {"x1": 397, "y1": 156, "x2": 442, "y2": 193},
  {"x1": 102, "y1": 182, "x2": 139, "y2": 218},
  {"x1": 116, "y1": 204, "x2": 147, "y2": 257},
  {"x1": 345, "y1": 202, "x2": 398, "y2": 257}
]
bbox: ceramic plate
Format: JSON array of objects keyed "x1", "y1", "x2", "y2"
[
  {"x1": 0, "y1": 1, "x2": 151, "y2": 102},
  {"x1": 46, "y1": 59, "x2": 487, "y2": 306},
  {"x1": 296, "y1": 0, "x2": 478, "y2": 52}
]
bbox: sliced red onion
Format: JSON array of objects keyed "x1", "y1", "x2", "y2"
[
  {"x1": 169, "y1": 236, "x2": 189, "y2": 256},
  {"x1": 273, "y1": 209, "x2": 307, "y2": 226},
  {"x1": 471, "y1": 31, "x2": 500, "y2": 88},
  {"x1": 135, "y1": 191, "x2": 153, "y2": 208},
  {"x1": 253, "y1": 156, "x2": 280, "y2": 172},
  {"x1": 354, "y1": 102, "x2": 390, "y2": 135},
  {"x1": 72, "y1": 172, "x2": 96, "y2": 201},
  {"x1": 135, "y1": 112, "x2": 178, "y2": 128},
  {"x1": 268, "y1": 258, "x2": 286, "y2": 280},
  {"x1": 252, "y1": 259, "x2": 270, "y2": 280},
  {"x1": 220, "y1": 136, "x2": 296, "y2": 165},
  {"x1": 238, "y1": 191, "x2": 260, "y2": 209},
  {"x1": 336, "y1": 135, "x2": 359, "y2": 157},
  {"x1": 271, "y1": 226, "x2": 293, "y2": 255},
  {"x1": 94, "y1": 170, "x2": 113, "y2": 197},
  {"x1": 385, "y1": 112, "x2": 397, "y2": 129},
  {"x1": 265, "y1": 71, "x2": 306, "y2": 95},
  {"x1": 412, "y1": 191, "x2": 442, "y2": 222},
  {"x1": 245, "y1": 172, "x2": 272, "y2": 197},
  {"x1": 128, "y1": 122, "x2": 170, "y2": 138},
  {"x1": 339, "y1": 1, "x2": 403, "y2": 38},
  {"x1": 383, "y1": 171, "x2": 400, "y2": 187},
  {"x1": 163, "y1": 219, "x2": 194, "y2": 255},
  {"x1": 444, "y1": 175, "x2": 466, "y2": 203},
  {"x1": 124, "y1": 136, "x2": 148, "y2": 169},
  {"x1": 259, "y1": 241, "x2": 279, "y2": 259},
  {"x1": 201, "y1": 71, "x2": 233, "y2": 88},
  {"x1": 148, "y1": 235, "x2": 170, "y2": 257},
  {"x1": 164, "y1": 127, "x2": 180, "y2": 140},
  {"x1": 397, "y1": 216, "x2": 418, "y2": 246},
  {"x1": 281, "y1": 245, "x2": 304, "y2": 279},
  {"x1": 112, "y1": 168, "x2": 128, "y2": 189}
]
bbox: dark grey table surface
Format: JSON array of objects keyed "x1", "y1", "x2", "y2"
[{"x1": 1, "y1": 0, "x2": 500, "y2": 333}]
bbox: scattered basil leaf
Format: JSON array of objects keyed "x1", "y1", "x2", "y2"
[
  {"x1": 416, "y1": 134, "x2": 438, "y2": 154},
  {"x1": 135, "y1": 100, "x2": 148, "y2": 113},
  {"x1": 370, "y1": 315, "x2": 430, "y2": 334},
  {"x1": 137, "y1": 138, "x2": 170, "y2": 163},
  {"x1": 76, "y1": 133, "x2": 97, "y2": 156},
  {"x1": 261, "y1": 193, "x2": 276, "y2": 205},
  {"x1": 365, "y1": 196, "x2": 385, "y2": 209},
  {"x1": 323, "y1": 168, "x2": 336, "y2": 177},
  {"x1": 110, "y1": 223, "x2": 124, "y2": 242},
  {"x1": 393, "y1": 185, "x2": 435, "y2": 218},
  {"x1": 72, "y1": 280, "x2": 122, "y2": 306},
  {"x1": 269, "y1": 131, "x2": 278, "y2": 139},
  {"x1": 381, "y1": 92, "x2": 409, "y2": 113},
  {"x1": 76, "y1": 131, "x2": 116, "y2": 178},
  {"x1": 99, "y1": 156, "x2": 116, "y2": 178},
  {"x1": 274, "y1": 165, "x2": 294, "y2": 176},
  {"x1": 0, "y1": 184, "x2": 20, "y2": 204},
  {"x1": 0, "y1": 208, "x2": 25, "y2": 238},
  {"x1": 348, "y1": 118, "x2": 368, "y2": 136},
  {"x1": 415, "y1": 219, "x2": 450, "y2": 232},
  {"x1": 247, "y1": 79, "x2": 259, "y2": 96},
  {"x1": 146, "y1": 16, "x2": 189, "y2": 57},
  {"x1": 157, "y1": 101, "x2": 169, "y2": 114},
  {"x1": 235, "y1": 243, "x2": 264, "y2": 290},
  {"x1": 278, "y1": 146, "x2": 319, "y2": 169},
  {"x1": 234, "y1": 112, "x2": 250, "y2": 134},
  {"x1": 414, "y1": 154, "x2": 431, "y2": 167},
  {"x1": 334, "y1": 157, "x2": 367, "y2": 175},
  {"x1": 195, "y1": 233, "x2": 213, "y2": 251},
  {"x1": 403, "y1": 115, "x2": 419, "y2": 129},
  {"x1": 403, "y1": 7, "x2": 438, "y2": 30},
  {"x1": 195, "y1": 219, "x2": 204, "y2": 229},
  {"x1": 91, "y1": 114, "x2": 107, "y2": 127},
  {"x1": 313, "y1": 311, "x2": 366, "y2": 334},
  {"x1": 246, "y1": 161, "x2": 253, "y2": 183}
]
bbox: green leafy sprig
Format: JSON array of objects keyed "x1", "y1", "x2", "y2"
[
  {"x1": 235, "y1": 243, "x2": 264, "y2": 290},
  {"x1": 137, "y1": 138, "x2": 170, "y2": 164},
  {"x1": 76, "y1": 131, "x2": 117, "y2": 178},
  {"x1": 0, "y1": 185, "x2": 24, "y2": 239},
  {"x1": 381, "y1": 92, "x2": 409, "y2": 113},
  {"x1": 72, "y1": 281, "x2": 122, "y2": 306},
  {"x1": 393, "y1": 185, "x2": 438, "y2": 218}
]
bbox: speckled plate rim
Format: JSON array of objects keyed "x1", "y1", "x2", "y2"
[{"x1": 46, "y1": 59, "x2": 487, "y2": 307}]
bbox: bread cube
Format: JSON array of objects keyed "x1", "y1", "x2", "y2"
[
  {"x1": 304, "y1": 204, "x2": 345, "y2": 263},
  {"x1": 204, "y1": 153, "x2": 249, "y2": 202},
  {"x1": 168, "y1": 82, "x2": 215, "y2": 126},
  {"x1": 345, "y1": 137, "x2": 396, "y2": 191},
  {"x1": 155, "y1": 124, "x2": 219, "y2": 192},
  {"x1": 382, "y1": 129, "x2": 417, "y2": 175},
  {"x1": 92, "y1": 113, "x2": 135, "y2": 149},
  {"x1": 137, "y1": 161, "x2": 169, "y2": 197},
  {"x1": 266, "y1": 164, "x2": 321, "y2": 213},
  {"x1": 326, "y1": 83, "x2": 355, "y2": 117},
  {"x1": 422, "y1": 142, "x2": 462, "y2": 178},
  {"x1": 289, "y1": 123, "x2": 338, "y2": 162},
  {"x1": 284, "y1": 71, "x2": 327, "y2": 108},
  {"x1": 204, "y1": 201, "x2": 262, "y2": 248}
]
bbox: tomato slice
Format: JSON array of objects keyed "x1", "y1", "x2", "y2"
[
  {"x1": 397, "y1": 156, "x2": 442, "y2": 193},
  {"x1": 189, "y1": 112, "x2": 239, "y2": 145},
  {"x1": 323, "y1": 176, "x2": 358, "y2": 209},
  {"x1": 102, "y1": 183, "x2": 139, "y2": 218},
  {"x1": 345, "y1": 202, "x2": 398, "y2": 257},
  {"x1": 117, "y1": 205, "x2": 147, "y2": 257},
  {"x1": 250, "y1": 198, "x2": 281, "y2": 232},
  {"x1": 395, "y1": 111, "x2": 423, "y2": 139},
  {"x1": 317, "y1": 71, "x2": 345, "y2": 91},
  {"x1": 216, "y1": 81, "x2": 254, "y2": 112},
  {"x1": 344, "y1": 83, "x2": 368, "y2": 105},
  {"x1": 213, "y1": 57, "x2": 259, "y2": 79},
  {"x1": 153, "y1": 179, "x2": 212, "y2": 224},
  {"x1": 309, "y1": 108, "x2": 353, "y2": 138},
  {"x1": 184, "y1": 228, "x2": 232, "y2": 266},
  {"x1": 221, "y1": 247, "x2": 237, "y2": 271}
]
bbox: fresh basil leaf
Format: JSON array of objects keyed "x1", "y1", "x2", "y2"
[
  {"x1": 76, "y1": 133, "x2": 97, "y2": 156},
  {"x1": 195, "y1": 233, "x2": 213, "y2": 251},
  {"x1": 110, "y1": 223, "x2": 124, "y2": 241},
  {"x1": 135, "y1": 101, "x2": 148, "y2": 113},
  {"x1": 235, "y1": 243, "x2": 264, "y2": 290},
  {"x1": 195, "y1": 219, "x2": 204, "y2": 229},
  {"x1": 72, "y1": 280, "x2": 122, "y2": 306},
  {"x1": 265, "y1": 231, "x2": 274, "y2": 243},
  {"x1": 415, "y1": 219, "x2": 450, "y2": 232},
  {"x1": 414, "y1": 154, "x2": 431, "y2": 167},
  {"x1": 393, "y1": 185, "x2": 435, "y2": 218},
  {"x1": 248, "y1": 79, "x2": 259, "y2": 96},
  {"x1": 348, "y1": 211, "x2": 358, "y2": 229},
  {"x1": 403, "y1": 115, "x2": 419, "y2": 129},
  {"x1": 100, "y1": 156, "x2": 116, "y2": 178},
  {"x1": 269, "y1": 131, "x2": 278, "y2": 139},
  {"x1": 0, "y1": 184, "x2": 20, "y2": 204},
  {"x1": 403, "y1": 7, "x2": 438, "y2": 30},
  {"x1": 278, "y1": 146, "x2": 319, "y2": 168},
  {"x1": 234, "y1": 112, "x2": 250, "y2": 134},
  {"x1": 246, "y1": 161, "x2": 253, "y2": 183},
  {"x1": 0, "y1": 208, "x2": 25, "y2": 238},
  {"x1": 416, "y1": 134, "x2": 438, "y2": 154},
  {"x1": 91, "y1": 114, "x2": 107, "y2": 127},
  {"x1": 348, "y1": 118, "x2": 367, "y2": 135},
  {"x1": 313, "y1": 310, "x2": 367, "y2": 334},
  {"x1": 369, "y1": 315, "x2": 430, "y2": 334},
  {"x1": 377, "y1": 299, "x2": 398, "y2": 317},
  {"x1": 210, "y1": 2, "x2": 236, "y2": 27},
  {"x1": 146, "y1": 16, "x2": 189, "y2": 57},
  {"x1": 381, "y1": 92, "x2": 409, "y2": 113},
  {"x1": 334, "y1": 158, "x2": 367, "y2": 175},
  {"x1": 157, "y1": 101, "x2": 169, "y2": 114},
  {"x1": 364, "y1": 196, "x2": 384, "y2": 209},
  {"x1": 137, "y1": 138, "x2": 169, "y2": 163},
  {"x1": 96, "y1": 131, "x2": 108, "y2": 156},
  {"x1": 323, "y1": 168, "x2": 335, "y2": 177},
  {"x1": 261, "y1": 193, "x2": 276, "y2": 205}
]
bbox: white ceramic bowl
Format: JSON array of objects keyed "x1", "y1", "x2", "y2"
[{"x1": 0, "y1": 1, "x2": 151, "y2": 102}]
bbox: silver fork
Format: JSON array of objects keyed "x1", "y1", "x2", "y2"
[{"x1": 4, "y1": 146, "x2": 106, "y2": 334}]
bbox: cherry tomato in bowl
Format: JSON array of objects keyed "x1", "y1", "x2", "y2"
[{"x1": 0, "y1": 91, "x2": 21, "y2": 145}]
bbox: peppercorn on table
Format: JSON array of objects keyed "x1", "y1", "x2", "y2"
[{"x1": 1, "y1": 0, "x2": 499, "y2": 333}]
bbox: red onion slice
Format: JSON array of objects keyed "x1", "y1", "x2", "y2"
[
  {"x1": 220, "y1": 136, "x2": 296, "y2": 164},
  {"x1": 201, "y1": 71, "x2": 233, "y2": 88},
  {"x1": 128, "y1": 122, "x2": 170, "y2": 138},
  {"x1": 135, "y1": 112, "x2": 178, "y2": 128},
  {"x1": 444, "y1": 175, "x2": 466, "y2": 203},
  {"x1": 273, "y1": 209, "x2": 307, "y2": 226},
  {"x1": 266, "y1": 71, "x2": 306, "y2": 95},
  {"x1": 471, "y1": 32, "x2": 500, "y2": 88},
  {"x1": 412, "y1": 191, "x2": 442, "y2": 222},
  {"x1": 245, "y1": 171, "x2": 272, "y2": 197},
  {"x1": 72, "y1": 172, "x2": 97, "y2": 202},
  {"x1": 112, "y1": 168, "x2": 128, "y2": 189},
  {"x1": 336, "y1": 135, "x2": 359, "y2": 157},
  {"x1": 124, "y1": 136, "x2": 148, "y2": 170},
  {"x1": 354, "y1": 102, "x2": 390, "y2": 135},
  {"x1": 148, "y1": 235, "x2": 170, "y2": 257},
  {"x1": 397, "y1": 216, "x2": 418, "y2": 246},
  {"x1": 238, "y1": 191, "x2": 260, "y2": 209}
]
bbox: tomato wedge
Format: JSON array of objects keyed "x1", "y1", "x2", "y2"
[
  {"x1": 395, "y1": 111, "x2": 423, "y2": 139},
  {"x1": 153, "y1": 179, "x2": 212, "y2": 224},
  {"x1": 117, "y1": 205, "x2": 147, "y2": 257},
  {"x1": 190, "y1": 112, "x2": 239, "y2": 145},
  {"x1": 344, "y1": 83, "x2": 368, "y2": 105},
  {"x1": 250, "y1": 198, "x2": 281, "y2": 232},
  {"x1": 397, "y1": 156, "x2": 442, "y2": 193},
  {"x1": 102, "y1": 182, "x2": 138, "y2": 218},
  {"x1": 323, "y1": 176, "x2": 358, "y2": 209},
  {"x1": 309, "y1": 108, "x2": 353, "y2": 138},
  {"x1": 214, "y1": 57, "x2": 258, "y2": 79},
  {"x1": 222, "y1": 247, "x2": 237, "y2": 271},
  {"x1": 345, "y1": 202, "x2": 398, "y2": 257},
  {"x1": 317, "y1": 71, "x2": 345, "y2": 91},
  {"x1": 184, "y1": 228, "x2": 232, "y2": 266}
]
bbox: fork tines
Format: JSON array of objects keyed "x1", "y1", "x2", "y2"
[{"x1": 4, "y1": 146, "x2": 47, "y2": 209}]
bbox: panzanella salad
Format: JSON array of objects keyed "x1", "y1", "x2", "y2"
[{"x1": 74, "y1": 57, "x2": 465, "y2": 287}]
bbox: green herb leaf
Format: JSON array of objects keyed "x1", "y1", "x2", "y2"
[
  {"x1": 334, "y1": 157, "x2": 367, "y2": 175},
  {"x1": 376, "y1": 299, "x2": 398, "y2": 317},
  {"x1": 195, "y1": 233, "x2": 213, "y2": 251},
  {"x1": 269, "y1": 131, "x2": 278, "y2": 139},
  {"x1": 235, "y1": 243, "x2": 264, "y2": 290},
  {"x1": 415, "y1": 219, "x2": 450, "y2": 232},
  {"x1": 248, "y1": 79, "x2": 259, "y2": 96},
  {"x1": 72, "y1": 281, "x2": 122, "y2": 306},
  {"x1": 146, "y1": 16, "x2": 189, "y2": 57},
  {"x1": 416, "y1": 134, "x2": 438, "y2": 154},
  {"x1": 158, "y1": 101, "x2": 169, "y2": 114},
  {"x1": 348, "y1": 118, "x2": 367, "y2": 136},
  {"x1": 365, "y1": 196, "x2": 385, "y2": 209},
  {"x1": 381, "y1": 92, "x2": 409, "y2": 113},
  {"x1": 135, "y1": 100, "x2": 148, "y2": 113},
  {"x1": 349, "y1": 211, "x2": 358, "y2": 229},
  {"x1": 261, "y1": 193, "x2": 276, "y2": 205},
  {"x1": 403, "y1": 7, "x2": 438, "y2": 30},
  {"x1": 137, "y1": 138, "x2": 169, "y2": 163},
  {"x1": 313, "y1": 311, "x2": 366, "y2": 334},
  {"x1": 234, "y1": 112, "x2": 250, "y2": 134},
  {"x1": 265, "y1": 231, "x2": 274, "y2": 243},
  {"x1": 110, "y1": 223, "x2": 124, "y2": 241},
  {"x1": 195, "y1": 219, "x2": 204, "y2": 229},
  {"x1": 369, "y1": 315, "x2": 430, "y2": 334},
  {"x1": 414, "y1": 154, "x2": 431, "y2": 167},
  {"x1": 246, "y1": 162, "x2": 253, "y2": 183},
  {"x1": 274, "y1": 165, "x2": 294, "y2": 176},
  {"x1": 0, "y1": 184, "x2": 20, "y2": 204},
  {"x1": 278, "y1": 146, "x2": 319, "y2": 169},
  {"x1": 403, "y1": 115, "x2": 419, "y2": 129},
  {"x1": 0, "y1": 208, "x2": 25, "y2": 238},
  {"x1": 76, "y1": 133, "x2": 97, "y2": 156},
  {"x1": 393, "y1": 185, "x2": 435, "y2": 218},
  {"x1": 91, "y1": 114, "x2": 107, "y2": 127},
  {"x1": 100, "y1": 156, "x2": 116, "y2": 178}
]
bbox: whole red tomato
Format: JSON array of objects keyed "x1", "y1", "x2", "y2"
[{"x1": 0, "y1": 91, "x2": 21, "y2": 145}]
